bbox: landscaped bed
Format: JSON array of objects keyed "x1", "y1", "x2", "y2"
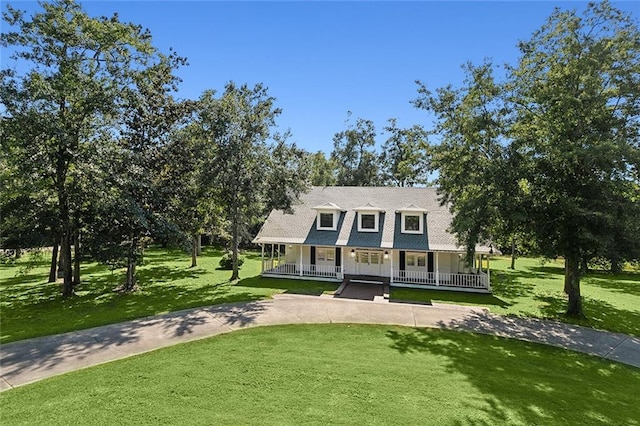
[{"x1": 1, "y1": 324, "x2": 638, "y2": 425}]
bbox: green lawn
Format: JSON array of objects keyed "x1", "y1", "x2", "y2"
[
  {"x1": 0, "y1": 248, "x2": 337, "y2": 344},
  {"x1": 1, "y1": 324, "x2": 638, "y2": 425},
  {"x1": 391, "y1": 256, "x2": 640, "y2": 336}
]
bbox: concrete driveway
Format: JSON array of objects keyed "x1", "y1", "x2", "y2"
[{"x1": 1, "y1": 294, "x2": 639, "y2": 391}]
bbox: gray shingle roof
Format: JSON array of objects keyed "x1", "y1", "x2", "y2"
[{"x1": 253, "y1": 186, "x2": 492, "y2": 253}]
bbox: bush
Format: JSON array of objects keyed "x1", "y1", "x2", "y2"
[{"x1": 219, "y1": 252, "x2": 244, "y2": 270}]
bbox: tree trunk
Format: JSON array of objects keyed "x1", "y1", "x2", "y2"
[
  {"x1": 580, "y1": 255, "x2": 589, "y2": 275},
  {"x1": 610, "y1": 257, "x2": 622, "y2": 274},
  {"x1": 15, "y1": 248, "x2": 21, "y2": 259},
  {"x1": 191, "y1": 234, "x2": 198, "y2": 268},
  {"x1": 57, "y1": 239, "x2": 65, "y2": 278},
  {"x1": 509, "y1": 237, "x2": 516, "y2": 270},
  {"x1": 60, "y1": 230, "x2": 73, "y2": 297},
  {"x1": 196, "y1": 234, "x2": 202, "y2": 256},
  {"x1": 124, "y1": 256, "x2": 137, "y2": 292},
  {"x1": 73, "y1": 228, "x2": 81, "y2": 286},
  {"x1": 564, "y1": 253, "x2": 583, "y2": 317},
  {"x1": 231, "y1": 204, "x2": 240, "y2": 281},
  {"x1": 49, "y1": 237, "x2": 59, "y2": 283}
]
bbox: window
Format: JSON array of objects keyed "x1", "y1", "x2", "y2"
[
  {"x1": 406, "y1": 252, "x2": 426, "y2": 268},
  {"x1": 320, "y1": 213, "x2": 334, "y2": 228},
  {"x1": 401, "y1": 212, "x2": 423, "y2": 234},
  {"x1": 316, "y1": 210, "x2": 338, "y2": 230},
  {"x1": 317, "y1": 248, "x2": 335, "y2": 262},
  {"x1": 361, "y1": 214, "x2": 375, "y2": 229},
  {"x1": 405, "y1": 215, "x2": 420, "y2": 231}
]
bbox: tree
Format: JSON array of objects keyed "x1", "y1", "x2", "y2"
[
  {"x1": 1, "y1": 0, "x2": 162, "y2": 296},
  {"x1": 413, "y1": 62, "x2": 509, "y2": 262},
  {"x1": 331, "y1": 114, "x2": 382, "y2": 186},
  {"x1": 380, "y1": 118, "x2": 431, "y2": 187},
  {"x1": 85, "y1": 54, "x2": 191, "y2": 291},
  {"x1": 308, "y1": 151, "x2": 337, "y2": 186},
  {"x1": 198, "y1": 83, "x2": 308, "y2": 280},
  {"x1": 508, "y1": 1, "x2": 640, "y2": 316}
]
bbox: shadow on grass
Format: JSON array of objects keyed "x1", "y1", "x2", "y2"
[
  {"x1": 582, "y1": 271, "x2": 640, "y2": 297},
  {"x1": 384, "y1": 327, "x2": 640, "y2": 425},
  {"x1": 535, "y1": 292, "x2": 640, "y2": 336},
  {"x1": 236, "y1": 275, "x2": 339, "y2": 296},
  {"x1": 0, "y1": 298, "x2": 268, "y2": 387}
]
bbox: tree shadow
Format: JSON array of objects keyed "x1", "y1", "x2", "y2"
[
  {"x1": 535, "y1": 293, "x2": 640, "y2": 336},
  {"x1": 490, "y1": 270, "x2": 542, "y2": 300},
  {"x1": 0, "y1": 299, "x2": 268, "y2": 388},
  {"x1": 581, "y1": 271, "x2": 640, "y2": 297},
  {"x1": 385, "y1": 327, "x2": 640, "y2": 425}
]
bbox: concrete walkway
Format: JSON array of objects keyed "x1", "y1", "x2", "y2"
[{"x1": 1, "y1": 294, "x2": 639, "y2": 391}]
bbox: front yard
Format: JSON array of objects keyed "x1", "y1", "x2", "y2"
[
  {"x1": 0, "y1": 248, "x2": 337, "y2": 344},
  {"x1": 392, "y1": 256, "x2": 640, "y2": 336},
  {"x1": 2, "y1": 249, "x2": 639, "y2": 343}
]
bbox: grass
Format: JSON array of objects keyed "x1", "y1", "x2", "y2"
[
  {"x1": 391, "y1": 256, "x2": 640, "y2": 336},
  {"x1": 1, "y1": 324, "x2": 638, "y2": 425},
  {"x1": 0, "y1": 248, "x2": 337, "y2": 344}
]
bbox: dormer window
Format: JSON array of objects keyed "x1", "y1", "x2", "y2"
[
  {"x1": 360, "y1": 213, "x2": 377, "y2": 231},
  {"x1": 312, "y1": 202, "x2": 343, "y2": 231},
  {"x1": 355, "y1": 203, "x2": 384, "y2": 233},
  {"x1": 320, "y1": 212, "x2": 334, "y2": 229},
  {"x1": 397, "y1": 204, "x2": 428, "y2": 234}
]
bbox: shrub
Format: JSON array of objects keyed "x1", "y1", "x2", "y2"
[{"x1": 219, "y1": 252, "x2": 244, "y2": 270}]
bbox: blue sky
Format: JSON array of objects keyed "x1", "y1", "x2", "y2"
[{"x1": 3, "y1": 1, "x2": 639, "y2": 153}]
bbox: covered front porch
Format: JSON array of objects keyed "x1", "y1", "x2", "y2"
[{"x1": 259, "y1": 243, "x2": 492, "y2": 292}]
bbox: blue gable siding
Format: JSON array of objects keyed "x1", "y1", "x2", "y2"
[
  {"x1": 346, "y1": 213, "x2": 384, "y2": 248},
  {"x1": 303, "y1": 212, "x2": 345, "y2": 245},
  {"x1": 393, "y1": 213, "x2": 429, "y2": 250}
]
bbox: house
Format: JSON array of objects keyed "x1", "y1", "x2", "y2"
[{"x1": 253, "y1": 186, "x2": 493, "y2": 293}]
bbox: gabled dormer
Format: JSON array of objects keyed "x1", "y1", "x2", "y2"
[
  {"x1": 312, "y1": 202, "x2": 343, "y2": 231},
  {"x1": 354, "y1": 203, "x2": 385, "y2": 233},
  {"x1": 396, "y1": 204, "x2": 428, "y2": 234}
]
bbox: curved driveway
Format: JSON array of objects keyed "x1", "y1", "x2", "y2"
[{"x1": 1, "y1": 294, "x2": 639, "y2": 391}]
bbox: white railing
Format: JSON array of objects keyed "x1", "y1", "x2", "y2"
[
  {"x1": 263, "y1": 262, "x2": 340, "y2": 278},
  {"x1": 393, "y1": 270, "x2": 436, "y2": 284},
  {"x1": 393, "y1": 271, "x2": 488, "y2": 289}
]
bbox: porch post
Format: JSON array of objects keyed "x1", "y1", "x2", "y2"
[
  {"x1": 390, "y1": 250, "x2": 394, "y2": 284},
  {"x1": 487, "y1": 255, "x2": 491, "y2": 290},
  {"x1": 435, "y1": 252, "x2": 440, "y2": 286},
  {"x1": 270, "y1": 244, "x2": 274, "y2": 271},
  {"x1": 299, "y1": 245, "x2": 303, "y2": 277},
  {"x1": 341, "y1": 247, "x2": 344, "y2": 278},
  {"x1": 261, "y1": 244, "x2": 264, "y2": 273},
  {"x1": 277, "y1": 244, "x2": 280, "y2": 266}
]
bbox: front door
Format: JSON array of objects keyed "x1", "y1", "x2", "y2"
[{"x1": 356, "y1": 249, "x2": 383, "y2": 276}]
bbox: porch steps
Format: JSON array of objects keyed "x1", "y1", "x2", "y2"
[{"x1": 341, "y1": 275, "x2": 390, "y2": 300}]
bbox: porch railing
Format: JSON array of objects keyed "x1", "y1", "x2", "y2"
[
  {"x1": 263, "y1": 262, "x2": 341, "y2": 279},
  {"x1": 393, "y1": 271, "x2": 488, "y2": 290}
]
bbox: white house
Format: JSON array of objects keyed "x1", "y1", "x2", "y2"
[{"x1": 253, "y1": 186, "x2": 494, "y2": 293}]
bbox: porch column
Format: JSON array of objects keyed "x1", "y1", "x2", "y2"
[
  {"x1": 261, "y1": 244, "x2": 264, "y2": 273},
  {"x1": 487, "y1": 256, "x2": 491, "y2": 290},
  {"x1": 435, "y1": 252, "x2": 440, "y2": 286},
  {"x1": 390, "y1": 250, "x2": 394, "y2": 284},
  {"x1": 270, "y1": 244, "x2": 275, "y2": 271},
  {"x1": 277, "y1": 244, "x2": 280, "y2": 266},
  {"x1": 341, "y1": 247, "x2": 344, "y2": 278},
  {"x1": 299, "y1": 245, "x2": 303, "y2": 277}
]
